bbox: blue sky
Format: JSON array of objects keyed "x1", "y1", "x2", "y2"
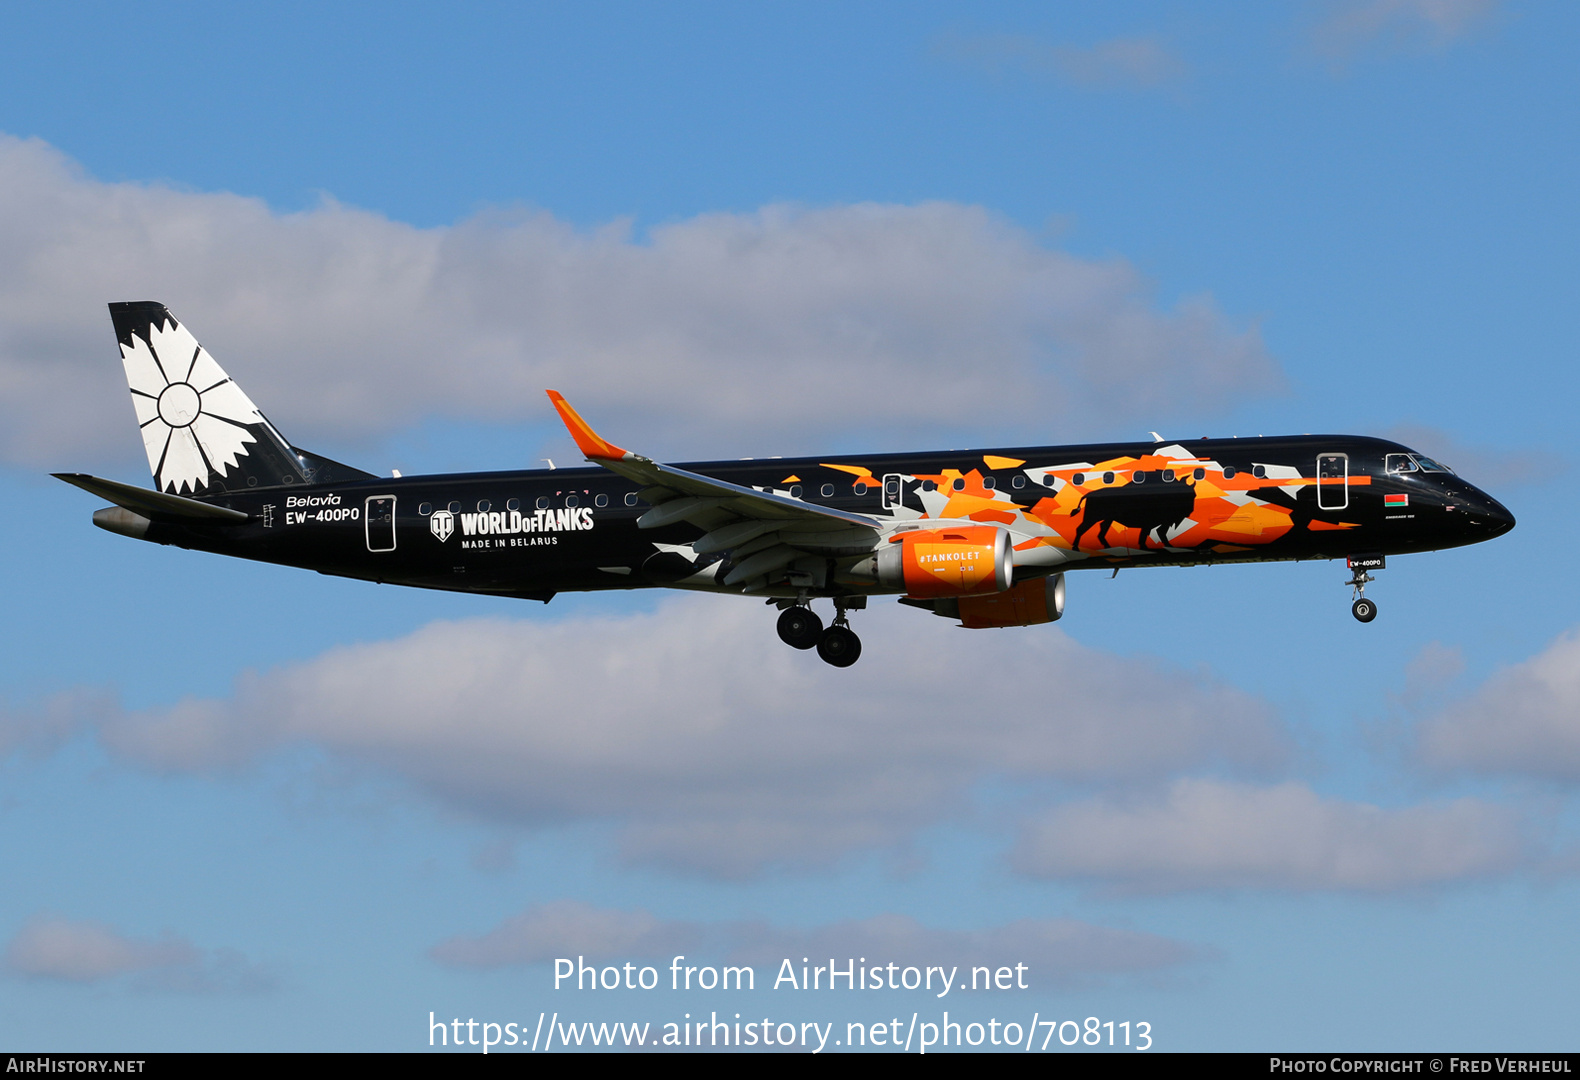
[{"x1": 2, "y1": 0, "x2": 1578, "y2": 1052}]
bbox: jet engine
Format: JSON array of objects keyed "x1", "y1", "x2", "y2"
[
  {"x1": 875, "y1": 525, "x2": 1013, "y2": 597},
  {"x1": 955, "y1": 573, "x2": 1064, "y2": 627}
]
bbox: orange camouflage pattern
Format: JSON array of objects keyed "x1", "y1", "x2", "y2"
[{"x1": 883, "y1": 447, "x2": 1372, "y2": 560}]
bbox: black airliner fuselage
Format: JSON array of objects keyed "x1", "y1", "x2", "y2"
[{"x1": 57, "y1": 303, "x2": 1516, "y2": 666}]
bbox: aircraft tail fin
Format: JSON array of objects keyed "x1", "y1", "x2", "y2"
[{"x1": 109, "y1": 303, "x2": 373, "y2": 494}]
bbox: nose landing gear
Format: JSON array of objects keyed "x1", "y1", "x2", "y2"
[{"x1": 1345, "y1": 554, "x2": 1384, "y2": 623}]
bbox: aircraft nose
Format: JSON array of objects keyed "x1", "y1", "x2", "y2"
[
  {"x1": 1487, "y1": 500, "x2": 1516, "y2": 536},
  {"x1": 1465, "y1": 489, "x2": 1515, "y2": 536}
]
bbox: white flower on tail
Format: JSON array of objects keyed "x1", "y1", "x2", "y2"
[{"x1": 121, "y1": 318, "x2": 263, "y2": 494}]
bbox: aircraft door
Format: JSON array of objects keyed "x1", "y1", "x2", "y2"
[
  {"x1": 882, "y1": 473, "x2": 905, "y2": 511},
  {"x1": 1317, "y1": 454, "x2": 1348, "y2": 511},
  {"x1": 365, "y1": 495, "x2": 397, "y2": 551}
]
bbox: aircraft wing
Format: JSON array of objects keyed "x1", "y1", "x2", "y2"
[{"x1": 547, "y1": 391, "x2": 882, "y2": 587}]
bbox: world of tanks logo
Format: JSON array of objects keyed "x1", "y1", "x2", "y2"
[{"x1": 430, "y1": 510, "x2": 454, "y2": 542}]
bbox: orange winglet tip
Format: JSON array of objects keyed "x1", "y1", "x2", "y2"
[{"x1": 545, "y1": 390, "x2": 629, "y2": 460}]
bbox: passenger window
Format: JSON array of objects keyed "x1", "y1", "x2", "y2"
[
  {"x1": 821, "y1": 484, "x2": 835, "y2": 497},
  {"x1": 477, "y1": 500, "x2": 491, "y2": 512},
  {"x1": 565, "y1": 495, "x2": 579, "y2": 508},
  {"x1": 983, "y1": 476, "x2": 996, "y2": 490},
  {"x1": 1072, "y1": 474, "x2": 1085, "y2": 486},
  {"x1": 1161, "y1": 470, "x2": 1174, "y2": 483},
  {"x1": 624, "y1": 492, "x2": 639, "y2": 506},
  {"x1": 506, "y1": 498, "x2": 521, "y2": 511},
  {"x1": 1132, "y1": 471, "x2": 1146, "y2": 484},
  {"x1": 1252, "y1": 465, "x2": 1266, "y2": 479},
  {"x1": 1223, "y1": 467, "x2": 1237, "y2": 479},
  {"x1": 789, "y1": 485, "x2": 802, "y2": 498},
  {"x1": 1194, "y1": 468, "x2": 1205, "y2": 480},
  {"x1": 1102, "y1": 471, "x2": 1115, "y2": 484},
  {"x1": 594, "y1": 493, "x2": 608, "y2": 508},
  {"x1": 921, "y1": 480, "x2": 936, "y2": 492},
  {"x1": 418, "y1": 502, "x2": 433, "y2": 515},
  {"x1": 448, "y1": 501, "x2": 462, "y2": 514},
  {"x1": 853, "y1": 483, "x2": 868, "y2": 495},
  {"x1": 952, "y1": 478, "x2": 966, "y2": 491},
  {"x1": 536, "y1": 496, "x2": 550, "y2": 510},
  {"x1": 1012, "y1": 475, "x2": 1025, "y2": 489},
  {"x1": 885, "y1": 478, "x2": 900, "y2": 496}
]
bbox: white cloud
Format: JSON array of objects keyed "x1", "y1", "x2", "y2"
[
  {"x1": 1013, "y1": 778, "x2": 1525, "y2": 892},
  {"x1": 1312, "y1": 0, "x2": 1501, "y2": 58},
  {"x1": 99, "y1": 596, "x2": 1287, "y2": 877},
  {"x1": 1417, "y1": 629, "x2": 1580, "y2": 781},
  {"x1": 432, "y1": 901, "x2": 700, "y2": 967},
  {"x1": 0, "y1": 134, "x2": 1278, "y2": 469},
  {"x1": 0, "y1": 689, "x2": 110, "y2": 761},
  {"x1": 3, "y1": 914, "x2": 273, "y2": 992},
  {"x1": 432, "y1": 901, "x2": 1199, "y2": 985},
  {"x1": 1398, "y1": 641, "x2": 1467, "y2": 709},
  {"x1": 4, "y1": 916, "x2": 194, "y2": 982},
  {"x1": 937, "y1": 33, "x2": 1188, "y2": 90},
  {"x1": 724, "y1": 913, "x2": 1200, "y2": 985}
]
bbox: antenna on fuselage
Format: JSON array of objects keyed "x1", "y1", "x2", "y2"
[
  {"x1": 543, "y1": 459, "x2": 556, "y2": 470},
  {"x1": 1149, "y1": 432, "x2": 1164, "y2": 443}
]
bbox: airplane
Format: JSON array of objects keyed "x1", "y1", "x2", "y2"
[{"x1": 56, "y1": 303, "x2": 1516, "y2": 667}]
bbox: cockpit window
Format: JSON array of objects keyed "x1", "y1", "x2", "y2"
[
  {"x1": 1413, "y1": 455, "x2": 1455, "y2": 474},
  {"x1": 1385, "y1": 454, "x2": 1418, "y2": 474}
]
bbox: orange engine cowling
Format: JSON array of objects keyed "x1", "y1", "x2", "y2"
[
  {"x1": 876, "y1": 525, "x2": 1013, "y2": 598},
  {"x1": 956, "y1": 573, "x2": 1065, "y2": 627}
]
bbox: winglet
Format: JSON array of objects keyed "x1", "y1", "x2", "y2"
[{"x1": 546, "y1": 391, "x2": 630, "y2": 461}]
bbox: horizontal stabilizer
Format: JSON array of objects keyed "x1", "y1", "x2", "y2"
[{"x1": 53, "y1": 473, "x2": 250, "y2": 523}]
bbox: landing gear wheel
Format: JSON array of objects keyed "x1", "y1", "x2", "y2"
[
  {"x1": 816, "y1": 625, "x2": 862, "y2": 667},
  {"x1": 777, "y1": 606, "x2": 823, "y2": 650},
  {"x1": 1344, "y1": 562, "x2": 1379, "y2": 624}
]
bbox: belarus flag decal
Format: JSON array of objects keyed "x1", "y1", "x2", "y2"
[{"x1": 1384, "y1": 493, "x2": 1409, "y2": 507}]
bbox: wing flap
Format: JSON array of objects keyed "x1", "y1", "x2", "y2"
[{"x1": 636, "y1": 496, "x2": 733, "y2": 530}]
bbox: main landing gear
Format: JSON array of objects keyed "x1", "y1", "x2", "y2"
[
  {"x1": 775, "y1": 597, "x2": 863, "y2": 667},
  {"x1": 776, "y1": 605, "x2": 823, "y2": 649}
]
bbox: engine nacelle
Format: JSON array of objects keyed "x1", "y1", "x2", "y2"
[
  {"x1": 955, "y1": 573, "x2": 1064, "y2": 627},
  {"x1": 876, "y1": 525, "x2": 1013, "y2": 598}
]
